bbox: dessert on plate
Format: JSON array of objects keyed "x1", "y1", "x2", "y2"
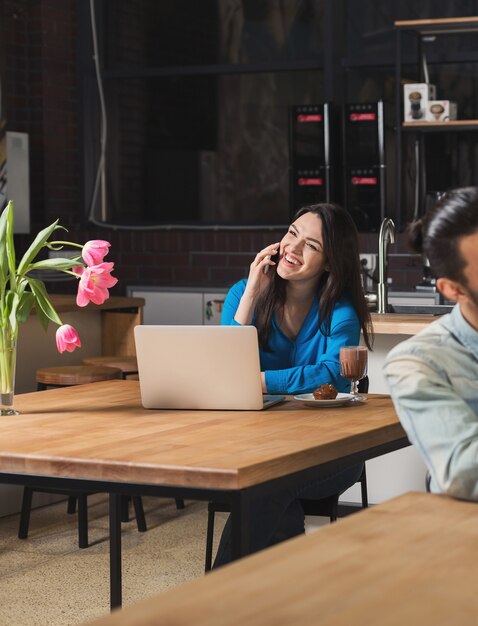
[{"x1": 312, "y1": 383, "x2": 338, "y2": 400}]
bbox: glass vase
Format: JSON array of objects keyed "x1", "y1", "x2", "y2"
[{"x1": 0, "y1": 330, "x2": 19, "y2": 416}]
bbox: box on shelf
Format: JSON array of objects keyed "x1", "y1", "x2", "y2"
[
  {"x1": 403, "y1": 83, "x2": 436, "y2": 122},
  {"x1": 425, "y1": 100, "x2": 458, "y2": 122}
]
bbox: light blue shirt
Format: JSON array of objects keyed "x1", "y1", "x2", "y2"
[
  {"x1": 221, "y1": 279, "x2": 361, "y2": 395},
  {"x1": 384, "y1": 304, "x2": 478, "y2": 501}
]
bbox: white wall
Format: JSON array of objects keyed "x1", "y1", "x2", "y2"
[{"x1": 340, "y1": 333, "x2": 427, "y2": 505}]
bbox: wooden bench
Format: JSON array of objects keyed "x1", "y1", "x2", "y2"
[{"x1": 87, "y1": 492, "x2": 478, "y2": 626}]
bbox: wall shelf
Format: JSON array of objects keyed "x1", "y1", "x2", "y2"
[
  {"x1": 402, "y1": 120, "x2": 478, "y2": 132},
  {"x1": 394, "y1": 16, "x2": 478, "y2": 228},
  {"x1": 394, "y1": 17, "x2": 478, "y2": 35}
]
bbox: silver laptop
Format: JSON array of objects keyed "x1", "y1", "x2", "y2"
[{"x1": 134, "y1": 325, "x2": 285, "y2": 410}]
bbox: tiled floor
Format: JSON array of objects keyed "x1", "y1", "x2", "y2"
[{"x1": 0, "y1": 496, "x2": 327, "y2": 626}]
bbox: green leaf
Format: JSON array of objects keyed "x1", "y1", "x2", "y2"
[
  {"x1": 5, "y1": 202, "x2": 16, "y2": 280},
  {"x1": 27, "y1": 277, "x2": 63, "y2": 329},
  {"x1": 17, "y1": 221, "x2": 66, "y2": 276},
  {"x1": 7, "y1": 291, "x2": 19, "y2": 331},
  {"x1": 29, "y1": 258, "x2": 84, "y2": 272},
  {"x1": 0, "y1": 202, "x2": 12, "y2": 284},
  {"x1": 16, "y1": 291, "x2": 35, "y2": 323}
]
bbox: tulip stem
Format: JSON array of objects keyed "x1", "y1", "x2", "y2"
[{"x1": 47, "y1": 241, "x2": 84, "y2": 249}]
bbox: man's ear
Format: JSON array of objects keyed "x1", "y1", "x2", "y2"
[{"x1": 436, "y1": 277, "x2": 466, "y2": 303}]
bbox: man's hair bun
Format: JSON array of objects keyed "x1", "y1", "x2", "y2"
[{"x1": 406, "y1": 219, "x2": 424, "y2": 254}]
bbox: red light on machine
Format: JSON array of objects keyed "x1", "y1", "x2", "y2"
[
  {"x1": 298, "y1": 177, "x2": 323, "y2": 186},
  {"x1": 297, "y1": 114, "x2": 323, "y2": 122},
  {"x1": 349, "y1": 113, "x2": 377, "y2": 122},
  {"x1": 351, "y1": 177, "x2": 377, "y2": 185}
]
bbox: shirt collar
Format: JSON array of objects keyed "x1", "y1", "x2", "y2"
[{"x1": 443, "y1": 303, "x2": 478, "y2": 359}]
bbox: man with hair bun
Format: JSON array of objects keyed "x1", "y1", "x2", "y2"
[{"x1": 384, "y1": 187, "x2": 478, "y2": 501}]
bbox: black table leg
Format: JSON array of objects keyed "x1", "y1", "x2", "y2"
[
  {"x1": 230, "y1": 492, "x2": 250, "y2": 561},
  {"x1": 109, "y1": 493, "x2": 122, "y2": 610},
  {"x1": 78, "y1": 493, "x2": 89, "y2": 549}
]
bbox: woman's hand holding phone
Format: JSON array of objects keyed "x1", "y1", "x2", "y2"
[
  {"x1": 246, "y1": 243, "x2": 280, "y2": 294},
  {"x1": 234, "y1": 243, "x2": 280, "y2": 325},
  {"x1": 263, "y1": 250, "x2": 280, "y2": 274},
  {"x1": 256, "y1": 244, "x2": 280, "y2": 277}
]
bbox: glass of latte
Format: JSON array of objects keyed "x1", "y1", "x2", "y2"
[{"x1": 339, "y1": 346, "x2": 368, "y2": 402}]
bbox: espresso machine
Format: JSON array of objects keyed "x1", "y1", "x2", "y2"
[
  {"x1": 342, "y1": 101, "x2": 386, "y2": 232},
  {"x1": 288, "y1": 103, "x2": 339, "y2": 215}
]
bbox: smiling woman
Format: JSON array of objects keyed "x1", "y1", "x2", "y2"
[
  {"x1": 213, "y1": 203, "x2": 373, "y2": 567},
  {"x1": 223, "y1": 202, "x2": 373, "y2": 395}
]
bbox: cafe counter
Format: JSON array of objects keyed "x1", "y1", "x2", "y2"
[{"x1": 370, "y1": 312, "x2": 438, "y2": 335}]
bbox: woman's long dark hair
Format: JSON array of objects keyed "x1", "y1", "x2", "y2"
[
  {"x1": 255, "y1": 203, "x2": 373, "y2": 350},
  {"x1": 407, "y1": 187, "x2": 478, "y2": 283}
]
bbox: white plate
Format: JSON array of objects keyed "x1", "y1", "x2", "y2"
[{"x1": 294, "y1": 392, "x2": 354, "y2": 408}]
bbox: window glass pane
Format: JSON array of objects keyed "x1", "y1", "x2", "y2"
[
  {"x1": 345, "y1": 1, "x2": 397, "y2": 64},
  {"x1": 345, "y1": 67, "x2": 395, "y2": 103},
  {"x1": 103, "y1": 71, "x2": 323, "y2": 225},
  {"x1": 101, "y1": 0, "x2": 324, "y2": 68}
]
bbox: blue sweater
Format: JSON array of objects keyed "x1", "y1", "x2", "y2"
[{"x1": 221, "y1": 279, "x2": 361, "y2": 395}]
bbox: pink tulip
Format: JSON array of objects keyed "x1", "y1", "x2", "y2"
[
  {"x1": 56, "y1": 324, "x2": 82, "y2": 353},
  {"x1": 82, "y1": 240, "x2": 111, "y2": 266},
  {"x1": 75, "y1": 262, "x2": 118, "y2": 307}
]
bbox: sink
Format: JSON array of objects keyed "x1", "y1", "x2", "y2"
[{"x1": 386, "y1": 304, "x2": 454, "y2": 316}]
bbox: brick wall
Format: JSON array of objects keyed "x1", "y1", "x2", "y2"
[{"x1": 2, "y1": 0, "x2": 422, "y2": 296}]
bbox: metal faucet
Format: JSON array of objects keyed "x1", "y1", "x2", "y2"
[{"x1": 377, "y1": 217, "x2": 395, "y2": 314}]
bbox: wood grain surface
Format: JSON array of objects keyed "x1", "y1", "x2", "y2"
[
  {"x1": 88, "y1": 492, "x2": 478, "y2": 626},
  {"x1": 403, "y1": 120, "x2": 478, "y2": 128},
  {"x1": 0, "y1": 381, "x2": 405, "y2": 490},
  {"x1": 81, "y1": 356, "x2": 138, "y2": 372},
  {"x1": 101, "y1": 308, "x2": 142, "y2": 357},
  {"x1": 395, "y1": 16, "x2": 478, "y2": 27},
  {"x1": 38, "y1": 295, "x2": 145, "y2": 314},
  {"x1": 371, "y1": 313, "x2": 438, "y2": 335},
  {"x1": 36, "y1": 365, "x2": 122, "y2": 386}
]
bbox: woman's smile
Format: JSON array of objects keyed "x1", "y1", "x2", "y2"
[{"x1": 282, "y1": 252, "x2": 302, "y2": 267}]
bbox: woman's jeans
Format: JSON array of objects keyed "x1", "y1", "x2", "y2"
[{"x1": 213, "y1": 462, "x2": 364, "y2": 568}]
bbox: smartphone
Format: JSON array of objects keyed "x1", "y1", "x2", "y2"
[{"x1": 263, "y1": 252, "x2": 279, "y2": 274}]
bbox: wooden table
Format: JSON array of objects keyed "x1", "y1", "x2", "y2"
[
  {"x1": 88, "y1": 492, "x2": 478, "y2": 626},
  {"x1": 0, "y1": 381, "x2": 408, "y2": 610}
]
